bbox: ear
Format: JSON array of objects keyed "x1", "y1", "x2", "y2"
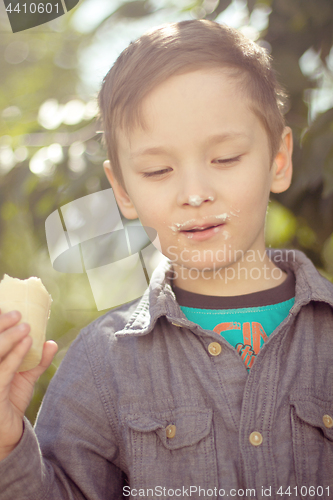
[
  {"x1": 270, "y1": 127, "x2": 293, "y2": 194},
  {"x1": 103, "y1": 160, "x2": 139, "y2": 219}
]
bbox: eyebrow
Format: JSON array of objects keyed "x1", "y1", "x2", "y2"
[{"x1": 130, "y1": 132, "x2": 248, "y2": 159}]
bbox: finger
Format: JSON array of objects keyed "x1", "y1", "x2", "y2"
[
  {"x1": 0, "y1": 335, "x2": 33, "y2": 387},
  {"x1": 0, "y1": 311, "x2": 22, "y2": 333},
  {"x1": 0, "y1": 322, "x2": 30, "y2": 360},
  {"x1": 21, "y1": 341, "x2": 58, "y2": 382}
]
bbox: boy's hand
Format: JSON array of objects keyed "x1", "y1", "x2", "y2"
[{"x1": 0, "y1": 310, "x2": 58, "y2": 461}]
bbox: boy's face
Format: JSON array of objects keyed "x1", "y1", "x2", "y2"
[{"x1": 105, "y1": 68, "x2": 292, "y2": 278}]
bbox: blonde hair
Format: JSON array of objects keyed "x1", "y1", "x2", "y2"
[{"x1": 98, "y1": 20, "x2": 287, "y2": 187}]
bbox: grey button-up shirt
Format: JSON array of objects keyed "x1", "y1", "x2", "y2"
[{"x1": 1, "y1": 250, "x2": 333, "y2": 500}]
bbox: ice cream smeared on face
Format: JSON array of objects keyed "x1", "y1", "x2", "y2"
[
  {"x1": 169, "y1": 212, "x2": 230, "y2": 233},
  {"x1": 229, "y1": 206, "x2": 240, "y2": 218},
  {"x1": 188, "y1": 195, "x2": 214, "y2": 207},
  {"x1": 230, "y1": 210, "x2": 240, "y2": 217},
  {"x1": 169, "y1": 218, "x2": 196, "y2": 232},
  {"x1": 214, "y1": 213, "x2": 230, "y2": 222}
]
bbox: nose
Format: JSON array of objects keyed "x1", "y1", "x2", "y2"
[
  {"x1": 187, "y1": 195, "x2": 214, "y2": 206},
  {"x1": 176, "y1": 168, "x2": 215, "y2": 207}
]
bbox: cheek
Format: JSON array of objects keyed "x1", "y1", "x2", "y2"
[
  {"x1": 131, "y1": 199, "x2": 165, "y2": 232},
  {"x1": 232, "y1": 175, "x2": 271, "y2": 226},
  {"x1": 127, "y1": 184, "x2": 170, "y2": 222},
  {"x1": 236, "y1": 166, "x2": 271, "y2": 202}
]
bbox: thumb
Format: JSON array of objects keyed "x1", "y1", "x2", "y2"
[{"x1": 22, "y1": 341, "x2": 58, "y2": 383}]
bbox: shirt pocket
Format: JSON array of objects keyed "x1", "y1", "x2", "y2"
[
  {"x1": 290, "y1": 394, "x2": 333, "y2": 492},
  {"x1": 125, "y1": 406, "x2": 218, "y2": 496}
]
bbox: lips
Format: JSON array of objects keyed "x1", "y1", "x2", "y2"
[
  {"x1": 172, "y1": 213, "x2": 229, "y2": 232},
  {"x1": 182, "y1": 222, "x2": 223, "y2": 233},
  {"x1": 182, "y1": 222, "x2": 227, "y2": 241},
  {"x1": 168, "y1": 213, "x2": 231, "y2": 242}
]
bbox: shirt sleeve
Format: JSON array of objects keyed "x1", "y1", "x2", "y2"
[{"x1": 0, "y1": 331, "x2": 125, "y2": 500}]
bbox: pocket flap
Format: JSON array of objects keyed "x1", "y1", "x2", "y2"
[
  {"x1": 290, "y1": 394, "x2": 333, "y2": 441},
  {"x1": 126, "y1": 415, "x2": 165, "y2": 433},
  {"x1": 127, "y1": 407, "x2": 213, "y2": 450}
]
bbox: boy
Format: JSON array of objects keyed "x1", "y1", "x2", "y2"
[{"x1": 0, "y1": 20, "x2": 333, "y2": 500}]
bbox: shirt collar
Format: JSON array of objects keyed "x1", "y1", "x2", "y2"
[
  {"x1": 267, "y1": 249, "x2": 333, "y2": 312},
  {"x1": 115, "y1": 249, "x2": 333, "y2": 337},
  {"x1": 115, "y1": 257, "x2": 182, "y2": 337}
]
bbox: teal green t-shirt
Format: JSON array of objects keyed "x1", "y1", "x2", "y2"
[{"x1": 173, "y1": 270, "x2": 295, "y2": 370}]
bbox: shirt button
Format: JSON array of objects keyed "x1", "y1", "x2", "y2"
[
  {"x1": 249, "y1": 431, "x2": 263, "y2": 446},
  {"x1": 323, "y1": 414, "x2": 333, "y2": 428},
  {"x1": 166, "y1": 424, "x2": 176, "y2": 439},
  {"x1": 208, "y1": 342, "x2": 222, "y2": 356}
]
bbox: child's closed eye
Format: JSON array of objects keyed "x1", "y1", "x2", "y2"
[
  {"x1": 141, "y1": 156, "x2": 242, "y2": 177},
  {"x1": 212, "y1": 155, "x2": 242, "y2": 165},
  {"x1": 142, "y1": 168, "x2": 171, "y2": 178}
]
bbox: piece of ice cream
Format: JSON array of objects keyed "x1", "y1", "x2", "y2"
[
  {"x1": 188, "y1": 195, "x2": 214, "y2": 207},
  {"x1": 0, "y1": 275, "x2": 52, "y2": 372}
]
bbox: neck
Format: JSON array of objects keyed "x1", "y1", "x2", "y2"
[{"x1": 172, "y1": 251, "x2": 287, "y2": 296}]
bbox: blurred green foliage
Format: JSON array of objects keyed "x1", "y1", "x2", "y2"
[{"x1": 0, "y1": 0, "x2": 333, "y2": 423}]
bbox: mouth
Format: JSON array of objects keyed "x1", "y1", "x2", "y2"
[
  {"x1": 181, "y1": 223, "x2": 227, "y2": 241},
  {"x1": 183, "y1": 222, "x2": 223, "y2": 233},
  {"x1": 170, "y1": 213, "x2": 229, "y2": 232},
  {"x1": 170, "y1": 213, "x2": 230, "y2": 241}
]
